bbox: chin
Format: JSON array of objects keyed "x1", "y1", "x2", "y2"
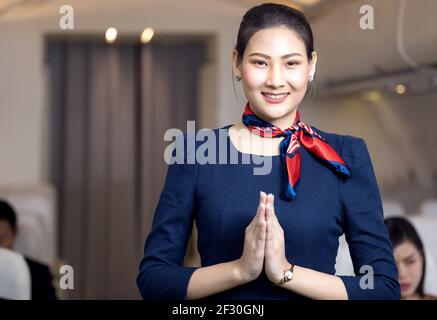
[
  {"x1": 401, "y1": 289, "x2": 417, "y2": 299},
  {"x1": 257, "y1": 110, "x2": 288, "y2": 122},
  {"x1": 261, "y1": 106, "x2": 296, "y2": 120}
]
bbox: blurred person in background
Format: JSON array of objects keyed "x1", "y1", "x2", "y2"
[
  {"x1": 385, "y1": 217, "x2": 437, "y2": 300},
  {"x1": 0, "y1": 200, "x2": 57, "y2": 300}
]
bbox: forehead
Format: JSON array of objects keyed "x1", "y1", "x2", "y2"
[
  {"x1": 245, "y1": 26, "x2": 306, "y2": 57},
  {"x1": 394, "y1": 241, "x2": 420, "y2": 259}
]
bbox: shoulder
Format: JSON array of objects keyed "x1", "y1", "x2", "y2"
[
  {"x1": 311, "y1": 126, "x2": 368, "y2": 163},
  {"x1": 311, "y1": 126, "x2": 362, "y2": 151},
  {"x1": 24, "y1": 257, "x2": 52, "y2": 276}
]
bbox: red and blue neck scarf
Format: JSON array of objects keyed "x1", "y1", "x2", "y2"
[{"x1": 242, "y1": 102, "x2": 351, "y2": 201}]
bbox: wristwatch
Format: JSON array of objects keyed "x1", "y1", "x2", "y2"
[{"x1": 278, "y1": 263, "x2": 295, "y2": 285}]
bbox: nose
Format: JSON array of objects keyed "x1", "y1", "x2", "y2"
[
  {"x1": 397, "y1": 263, "x2": 407, "y2": 280},
  {"x1": 266, "y1": 64, "x2": 285, "y2": 88}
]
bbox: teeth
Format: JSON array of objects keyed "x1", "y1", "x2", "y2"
[{"x1": 263, "y1": 93, "x2": 288, "y2": 98}]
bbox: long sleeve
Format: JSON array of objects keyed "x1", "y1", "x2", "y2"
[
  {"x1": 137, "y1": 135, "x2": 199, "y2": 300},
  {"x1": 338, "y1": 137, "x2": 400, "y2": 300}
]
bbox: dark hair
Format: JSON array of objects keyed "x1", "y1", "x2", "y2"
[
  {"x1": 0, "y1": 200, "x2": 17, "y2": 230},
  {"x1": 235, "y1": 3, "x2": 314, "y2": 64},
  {"x1": 384, "y1": 217, "x2": 426, "y2": 297}
]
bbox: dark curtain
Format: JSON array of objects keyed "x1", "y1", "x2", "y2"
[{"x1": 46, "y1": 38, "x2": 205, "y2": 299}]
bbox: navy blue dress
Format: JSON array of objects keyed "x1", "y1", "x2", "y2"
[{"x1": 137, "y1": 125, "x2": 400, "y2": 300}]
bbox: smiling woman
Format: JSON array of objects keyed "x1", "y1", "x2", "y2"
[
  {"x1": 137, "y1": 2, "x2": 400, "y2": 300},
  {"x1": 232, "y1": 15, "x2": 316, "y2": 130}
]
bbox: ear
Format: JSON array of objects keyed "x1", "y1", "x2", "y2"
[
  {"x1": 232, "y1": 49, "x2": 242, "y2": 78},
  {"x1": 308, "y1": 51, "x2": 318, "y2": 80}
]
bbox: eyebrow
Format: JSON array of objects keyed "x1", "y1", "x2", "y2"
[
  {"x1": 403, "y1": 254, "x2": 416, "y2": 261},
  {"x1": 248, "y1": 52, "x2": 303, "y2": 59}
]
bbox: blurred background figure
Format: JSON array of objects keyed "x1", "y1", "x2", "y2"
[
  {"x1": 385, "y1": 217, "x2": 437, "y2": 300},
  {"x1": 0, "y1": 200, "x2": 57, "y2": 300}
]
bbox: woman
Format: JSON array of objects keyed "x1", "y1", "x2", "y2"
[
  {"x1": 385, "y1": 217, "x2": 437, "y2": 300},
  {"x1": 137, "y1": 3, "x2": 400, "y2": 300}
]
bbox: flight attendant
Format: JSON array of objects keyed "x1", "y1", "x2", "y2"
[{"x1": 137, "y1": 3, "x2": 400, "y2": 300}]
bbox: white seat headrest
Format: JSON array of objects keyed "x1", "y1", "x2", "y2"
[{"x1": 0, "y1": 248, "x2": 31, "y2": 300}]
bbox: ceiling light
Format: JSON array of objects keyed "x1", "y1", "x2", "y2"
[
  {"x1": 395, "y1": 83, "x2": 406, "y2": 94},
  {"x1": 105, "y1": 27, "x2": 117, "y2": 44},
  {"x1": 140, "y1": 28, "x2": 154, "y2": 44}
]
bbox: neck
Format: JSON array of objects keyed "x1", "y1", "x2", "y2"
[{"x1": 268, "y1": 109, "x2": 298, "y2": 130}]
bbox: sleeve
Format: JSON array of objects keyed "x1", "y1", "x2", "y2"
[
  {"x1": 338, "y1": 137, "x2": 400, "y2": 300},
  {"x1": 136, "y1": 134, "x2": 199, "y2": 300}
]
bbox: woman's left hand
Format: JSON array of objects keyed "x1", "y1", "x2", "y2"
[{"x1": 264, "y1": 193, "x2": 291, "y2": 284}]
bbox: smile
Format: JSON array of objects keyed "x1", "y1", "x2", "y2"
[{"x1": 261, "y1": 92, "x2": 290, "y2": 104}]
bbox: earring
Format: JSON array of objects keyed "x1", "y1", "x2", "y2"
[
  {"x1": 309, "y1": 75, "x2": 314, "y2": 82},
  {"x1": 235, "y1": 75, "x2": 242, "y2": 81}
]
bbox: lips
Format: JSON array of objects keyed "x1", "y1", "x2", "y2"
[
  {"x1": 261, "y1": 92, "x2": 290, "y2": 104},
  {"x1": 400, "y1": 283, "x2": 411, "y2": 291}
]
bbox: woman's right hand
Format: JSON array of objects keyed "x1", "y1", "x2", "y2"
[{"x1": 236, "y1": 191, "x2": 267, "y2": 282}]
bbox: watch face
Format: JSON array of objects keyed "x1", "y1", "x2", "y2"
[{"x1": 285, "y1": 270, "x2": 293, "y2": 280}]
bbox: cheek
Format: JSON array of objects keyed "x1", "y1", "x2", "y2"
[
  {"x1": 286, "y1": 69, "x2": 309, "y2": 89},
  {"x1": 242, "y1": 68, "x2": 266, "y2": 88},
  {"x1": 411, "y1": 261, "x2": 423, "y2": 281}
]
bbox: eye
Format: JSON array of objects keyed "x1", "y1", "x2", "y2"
[
  {"x1": 252, "y1": 60, "x2": 267, "y2": 67},
  {"x1": 286, "y1": 60, "x2": 299, "y2": 67},
  {"x1": 406, "y1": 258, "x2": 416, "y2": 265}
]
